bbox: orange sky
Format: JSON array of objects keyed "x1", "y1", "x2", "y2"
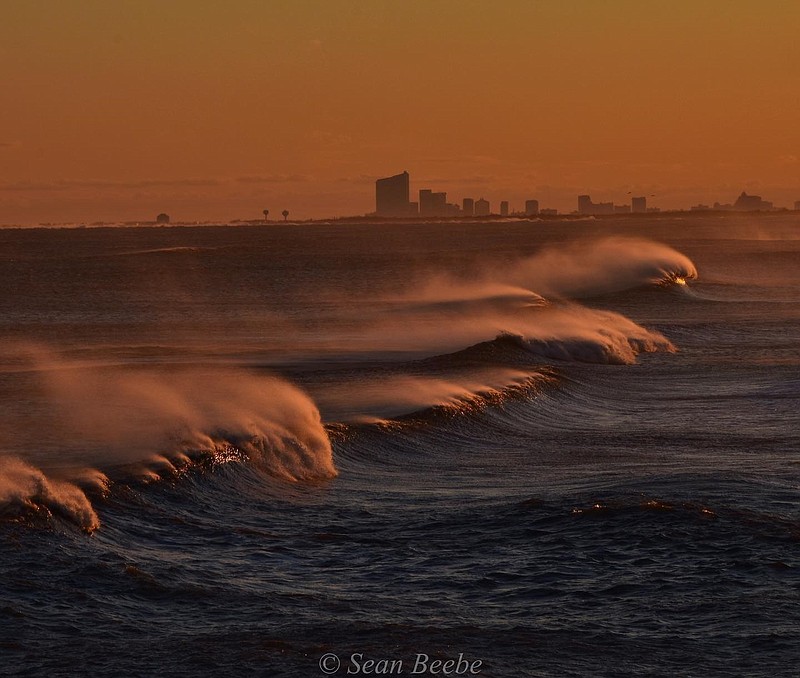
[{"x1": 1, "y1": 1, "x2": 799, "y2": 223}]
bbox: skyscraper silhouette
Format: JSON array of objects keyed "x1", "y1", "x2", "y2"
[
  {"x1": 525, "y1": 200, "x2": 539, "y2": 216},
  {"x1": 376, "y1": 171, "x2": 413, "y2": 217}
]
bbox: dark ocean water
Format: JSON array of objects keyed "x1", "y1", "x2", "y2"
[{"x1": 1, "y1": 215, "x2": 800, "y2": 677}]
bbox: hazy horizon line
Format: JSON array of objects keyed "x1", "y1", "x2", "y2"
[{"x1": 3, "y1": 207, "x2": 800, "y2": 231}]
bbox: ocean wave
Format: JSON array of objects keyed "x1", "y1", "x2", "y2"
[
  {"x1": 499, "y1": 304, "x2": 676, "y2": 365},
  {"x1": 325, "y1": 370, "x2": 558, "y2": 434},
  {"x1": 507, "y1": 332, "x2": 674, "y2": 365},
  {"x1": 0, "y1": 352, "x2": 337, "y2": 531},
  {"x1": 501, "y1": 236, "x2": 698, "y2": 298},
  {"x1": 100, "y1": 246, "x2": 212, "y2": 257},
  {"x1": 0, "y1": 457, "x2": 103, "y2": 533}
]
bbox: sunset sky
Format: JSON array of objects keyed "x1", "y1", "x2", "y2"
[{"x1": 1, "y1": 0, "x2": 799, "y2": 223}]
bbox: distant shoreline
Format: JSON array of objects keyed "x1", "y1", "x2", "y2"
[{"x1": 2, "y1": 208, "x2": 799, "y2": 231}]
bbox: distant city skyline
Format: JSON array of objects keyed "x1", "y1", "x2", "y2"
[
  {"x1": 369, "y1": 171, "x2": 794, "y2": 222},
  {"x1": 4, "y1": 177, "x2": 799, "y2": 227}
]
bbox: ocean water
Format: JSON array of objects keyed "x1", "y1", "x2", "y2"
[{"x1": 1, "y1": 215, "x2": 799, "y2": 677}]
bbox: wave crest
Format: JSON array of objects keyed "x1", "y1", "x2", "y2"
[
  {"x1": 1, "y1": 352, "x2": 337, "y2": 531},
  {"x1": 501, "y1": 306, "x2": 676, "y2": 364},
  {"x1": 0, "y1": 457, "x2": 102, "y2": 532},
  {"x1": 505, "y1": 236, "x2": 698, "y2": 298}
]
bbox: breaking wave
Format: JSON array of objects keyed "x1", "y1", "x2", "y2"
[
  {"x1": 501, "y1": 306, "x2": 676, "y2": 364},
  {"x1": 501, "y1": 236, "x2": 698, "y2": 298},
  {"x1": 0, "y1": 457, "x2": 104, "y2": 532},
  {"x1": 0, "y1": 236, "x2": 699, "y2": 531},
  {"x1": 0, "y1": 353, "x2": 337, "y2": 531}
]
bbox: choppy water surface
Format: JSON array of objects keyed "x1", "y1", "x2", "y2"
[{"x1": 1, "y1": 215, "x2": 800, "y2": 677}]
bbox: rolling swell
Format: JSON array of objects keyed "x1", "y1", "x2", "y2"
[
  {"x1": 0, "y1": 357, "x2": 336, "y2": 532},
  {"x1": 0, "y1": 312, "x2": 679, "y2": 533},
  {"x1": 501, "y1": 307, "x2": 675, "y2": 364},
  {"x1": 502, "y1": 236, "x2": 697, "y2": 298},
  {"x1": 0, "y1": 236, "x2": 701, "y2": 533}
]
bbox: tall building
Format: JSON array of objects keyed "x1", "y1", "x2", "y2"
[
  {"x1": 462, "y1": 198, "x2": 474, "y2": 216},
  {"x1": 577, "y1": 194, "x2": 614, "y2": 215},
  {"x1": 499, "y1": 201, "x2": 509, "y2": 216},
  {"x1": 419, "y1": 190, "x2": 447, "y2": 217},
  {"x1": 524, "y1": 199, "x2": 539, "y2": 216},
  {"x1": 376, "y1": 171, "x2": 413, "y2": 217},
  {"x1": 474, "y1": 198, "x2": 490, "y2": 217},
  {"x1": 432, "y1": 192, "x2": 447, "y2": 216},
  {"x1": 733, "y1": 191, "x2": 773, "y2": 211},
  {"x1": 631, "y1": 196, "x2": 647, "y2": 213},
  {"x1": 419, "y1": 189, "x2": 434, "y2": 217}
]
